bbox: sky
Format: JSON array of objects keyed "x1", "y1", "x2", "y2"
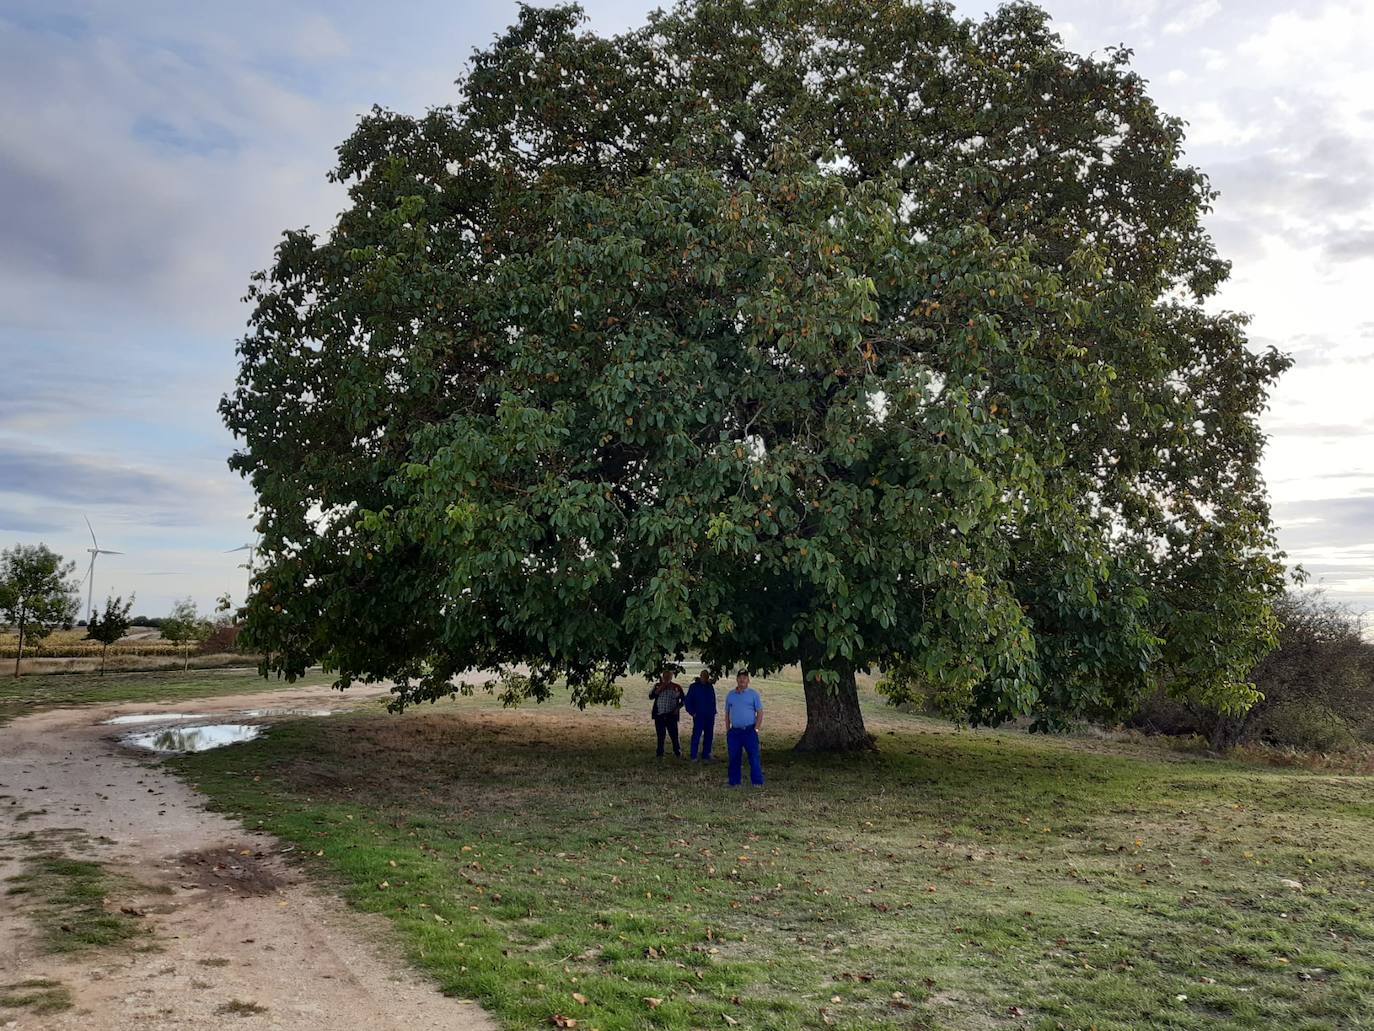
[{"x1": 1, "y1": 1, "x2": 1371, "y2": 623}]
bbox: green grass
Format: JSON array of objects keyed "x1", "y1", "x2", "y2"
[
  {"x1": 172, "y1": 677, "x2": 1374, "y2": 1030},
  {"x1": 216, "y1": 999, "x2": 270, "y2": 1016},
  {"x1": 4, "y1": 853, "x2": 147, "y2": 954},
  {"x1": 0, "y1": 667, "x2": 333, "y2": 725},
  {"x1": 0, "y1": 977, "x2": 73, "y2": 1015}
]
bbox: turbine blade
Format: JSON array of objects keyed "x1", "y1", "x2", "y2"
[
  {"x1": 98, "y1": 550, "x2": 124, "y2": 555},
  {"x1": 84, "y1": 514, "x2": 98, "y2": 549}
]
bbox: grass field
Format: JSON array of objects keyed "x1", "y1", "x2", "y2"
[
  {"x1": 172, "y1": 676, "x2": 1374, "y2": 1031},
  {"x1": 0, "y1": 668, "x2": 331, "y2": 725}
]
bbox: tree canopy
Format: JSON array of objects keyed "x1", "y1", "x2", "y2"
[
  {"x1": 87, "y1": 594, "x2": 135, "y2": 676},
  {"x1": 162, "y1": 597, "x2": 210, "y2": 671},
  {"x1": 1, "y1": 543, "x2": 79, "y2": 677},
  {"x1": 223, "y1": 0, "x2": 1289, "y2": 750}
]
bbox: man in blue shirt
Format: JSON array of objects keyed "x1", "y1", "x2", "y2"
[
  {"x1": 724, "y1": 669, "x2": 764, "y2": 787},
  {"x1": 684, "y1": 669, "x2": 718, "y2": 762}
]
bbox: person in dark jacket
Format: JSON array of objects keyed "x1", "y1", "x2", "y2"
[
  {"x1": 649, "y1": 669, "x2": 685, "y2": 759},
  {"x1": 684, "y1": 669, "x2": 718, "y2": 762}
]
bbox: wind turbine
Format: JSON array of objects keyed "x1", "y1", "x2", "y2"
[
  {"x1": 224, "y1": 539, "x2": 260, "y2": 598},
  {"x1": 81, "y1": 516, "x2": 123, "y2": 621}
]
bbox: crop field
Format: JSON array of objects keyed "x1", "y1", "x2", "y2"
[{"x1": 0, "y1": 628, "x2": 183, "y2": 659}]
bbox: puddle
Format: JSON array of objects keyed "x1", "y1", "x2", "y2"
[
  {"x1": 123, "y1": 724, "x2": 263, "y2": 753},
  {"x1": 105, "y1": 713, "x2": 213, "y2": 726}
]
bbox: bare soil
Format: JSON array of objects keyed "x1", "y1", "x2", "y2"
[{"x1": 0, "y1": 682, "x2": 497, "y2": 1030}]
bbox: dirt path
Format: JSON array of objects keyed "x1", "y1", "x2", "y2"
[{"x1": 0, "y1": 683, "x2": 497, "y2": 1030}]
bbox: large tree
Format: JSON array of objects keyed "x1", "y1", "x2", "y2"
[
  {"x1": 223, "y1": 0, "x2": 1289, "y2": 750},
  {"x1": 0, "y1": 544, "x2": 79, "y2": 677}
]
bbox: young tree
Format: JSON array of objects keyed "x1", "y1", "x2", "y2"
[
  {"x1": 0, "y1": 544, "x2": 80, "y2": 677},
  {"x1": 161, "y1": 597, "x2": 210, "y2": 672},
  {"x1": 86, "y1": 594, "x2": 135, "y2": 676},
  {"x1": 222, "y1": 1, "x2": 1289, "y2": 751}
]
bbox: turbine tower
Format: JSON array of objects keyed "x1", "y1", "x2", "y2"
[{"x1": 81, "y1": 516, "x2": 123, "y2": 621}]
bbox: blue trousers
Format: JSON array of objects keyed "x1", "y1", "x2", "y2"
[
  {"x1": 690, "y1": 714, "x2": 715, "y2": 759},
  {"x1": 726, "y1": 727, "x2": 763, "y2": 786}
]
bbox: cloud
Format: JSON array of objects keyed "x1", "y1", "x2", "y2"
[
  {"x1": 1271, "y1": 423, "x2": 1374, "y2": 437},
  {"x1": 0, "y1": 8, "x2": 350, "y2": 333},
  {"x1": 1205, "y1": 133, "x2": 1374, "y2": 251},
  {"x1": 1324, "y1": 227, "x2": 1374, "y2": 261},
  {"x1": 1163, "y1": 0, "x2": 1220, "y2": 35},
  {"x1": 293, "y1": 14, "x2": 351, "y2": 61},
  {"x1": 0, "y1": 507, "x2": 61, "y2": 536},
  {"x1": 0, "y1": 437, "x2": 244, "y2": 525},
  {"x1": 1276, "y1": 333, "x2": 1374, "y2": 369},
  {"x1": 1272, "y1": 496, "x2": 1374, "y2": 551}
]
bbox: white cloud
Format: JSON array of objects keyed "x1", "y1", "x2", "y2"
[
  {"x1": 294, "y1": 13, "x2": 351, "y2": 60},
  {"x1": 1164, "y1": 0, "x2": 1221, "y2": 35}
]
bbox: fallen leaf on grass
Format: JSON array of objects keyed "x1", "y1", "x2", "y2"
[
  {"x1": 644, "y1": 997, "x2": 663, "y2": 1009},
  {"x1": 572, "y1": 993, "x2": 589, "y2": 1005},
  {"x1": 550, "y1": 1015, "x2": 577, "y2": 1028}
]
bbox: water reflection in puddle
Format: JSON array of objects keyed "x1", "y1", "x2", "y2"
[{"x1": 124, "y1": 724, "x2": 262, "y2": 753}]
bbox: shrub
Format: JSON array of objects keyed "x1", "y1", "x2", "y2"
[{"x1": 1131, "y1": 591, "x2": 1374, "y2": 752}]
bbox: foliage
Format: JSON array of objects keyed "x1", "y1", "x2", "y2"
[
  {"x1": 160, "y1": 597, "x2": 212, "y2": 671},
  {"x1": 0, "y1": 543, "x2": 80, "y2": 677},
  {"x1": 85, "y1": 594, "x2": 134, "y2": 675},
  {"x1": 1133, "y1": 591, "x2": 1374, "y2": 752},
  {"x1": 178, "y1": 681, "x2": 1374, "y2": 1030},
  {"x1": 222, "y1": 0, "x2": 1289, "y2": 748}
]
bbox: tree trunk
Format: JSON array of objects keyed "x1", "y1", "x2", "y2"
[
  {"x1": 14, "y1": 618, "x2": 23, "y2": 678},
  {"x1": 794, "y1": 662, "x2": 876, "y2": 752},
  {"x1": 100, "y1": 643, "x2": 108, "y2": 676}
]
